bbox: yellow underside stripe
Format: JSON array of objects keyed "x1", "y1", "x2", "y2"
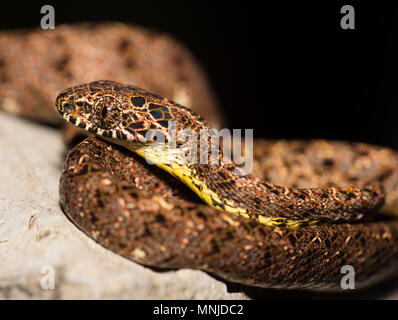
[{"x1": 104, "y1": 137, "x2": 319, "y2": 229}]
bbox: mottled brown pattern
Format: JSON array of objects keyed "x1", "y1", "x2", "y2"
[
  {"x1": 57, "y1": 81, "x2": 398, "y2": 289},
  {"x1": 0, "y1": 23, "x2": 222, "y2": 128}
]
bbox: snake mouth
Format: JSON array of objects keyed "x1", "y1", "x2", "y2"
[{"x1": 60, "y1": 111, "x2": 152, "y2": 148}]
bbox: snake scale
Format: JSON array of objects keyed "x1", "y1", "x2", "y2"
[{"x1": 56, "y1": 80, "x2": 398, "y2": 290}]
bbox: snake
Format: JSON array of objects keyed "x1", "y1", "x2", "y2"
[{"x1": 55, "y1": 79, "x2": 398, "y2": 290}]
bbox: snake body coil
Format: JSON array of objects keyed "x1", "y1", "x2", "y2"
[{"x1": 56, "y1": 80, "x2": 398, "y2": 289}]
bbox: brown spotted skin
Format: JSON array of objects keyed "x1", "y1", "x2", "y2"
[{"x1": 56, "y1": 81, "x2": 398, "y2": 289}]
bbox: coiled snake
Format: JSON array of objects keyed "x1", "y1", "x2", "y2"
[{"x1": 56, "y1": 80, "x2": 398, "y2": 290}]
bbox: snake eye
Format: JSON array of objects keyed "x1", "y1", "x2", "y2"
[
  {"x1": 101, "y1": 106, "x2": 109, "y2": 118},
  {"x1": 93, "y1": 95, "x2": 123, "y2": 130},
  {"x1": 63, "y1": 103, "x2": 74, "y2": 112}
]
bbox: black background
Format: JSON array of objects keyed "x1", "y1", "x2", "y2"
[{"x1": 2, "y1": 1, "x2": 398, "y2": 148}]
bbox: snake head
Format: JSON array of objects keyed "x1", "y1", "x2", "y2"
[
  {"x1": 56, "y1": 80, "x2": 124, "y2": 135},
  {"x1": 55, "y1": 80, "x2": 208, "y2": 145}
]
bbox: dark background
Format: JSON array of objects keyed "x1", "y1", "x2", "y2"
[{"x1": 2, "y1": 1, "x2": 398, "y2": 148}]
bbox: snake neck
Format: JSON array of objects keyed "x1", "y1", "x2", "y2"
[{"x1": 119, "y1": 139, "x2": 383, "y2": 229}]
